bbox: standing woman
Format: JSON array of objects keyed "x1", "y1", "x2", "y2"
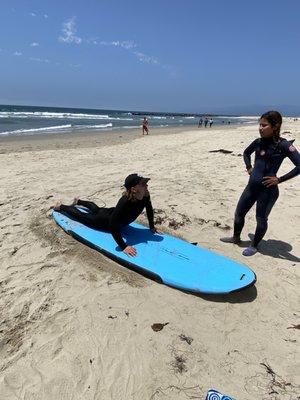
[
  {"x1": 221, "y1": 111, "x2": 300, "y2": 256},
  {"x1": 142, "y1": 117, "x2": 149, "y2": 135},
  {"x1": 53, "y1": 174, "x2": 158, "y2": 257}
]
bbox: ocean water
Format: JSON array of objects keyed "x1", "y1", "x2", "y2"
[{"x1": 0, "y1": 104, "x2": 255, "y2": 136}]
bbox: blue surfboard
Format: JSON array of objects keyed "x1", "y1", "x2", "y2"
[{"x1": 52, "y1": 209, "x2": 256, "y2": 294}]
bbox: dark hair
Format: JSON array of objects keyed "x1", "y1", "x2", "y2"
[{"x1": 260, "y1": 110, "x2": 282, "y2": 139}]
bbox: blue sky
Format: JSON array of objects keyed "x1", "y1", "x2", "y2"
[{"x1": 0, "y1": 0, "x2": 300, "y2": 113}]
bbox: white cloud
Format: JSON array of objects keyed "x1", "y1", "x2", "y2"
[
  {"x1": 14, "y1": 51, "x2": 22, "y2": 56},
  {"x1": 86, "y1": 37, "x2": 98, "y2": 45},
  {"x1": 57, "y1": 19, "x2": 175, "y2": 75},
  {"x1": 98, "y1": 39, "x2": 172, "y2": 72},
  {"x1": 59, "y1": 17, "x2": 82, "y2": 44},
  {"x1": 99, "y1": 40, "x2": 137, "y2": 50},
  {"x1": 30, "y1": 12, "x2": 36, "y2": 17},
  {"x1": 30, "y1": 42, "x2": 39, "y2": 47},
  {"x1": 30, "y1": 57, "x2": 50, "y2": 63},
  {"x1": 133, "y1": 51, "x2": 159, "y2": 65}
]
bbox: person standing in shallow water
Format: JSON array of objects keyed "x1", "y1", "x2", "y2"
[
  {"x1": 142, "y1": 117, "x2": 149, "y2": 135},
  {"x1": 221, "y1": 110, "x2": 300, "y2": 256}
]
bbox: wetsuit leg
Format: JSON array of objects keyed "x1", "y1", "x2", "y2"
[
  {"x1": 77, "y1": 199, "x2": 100, "y2": 214},
  {"x1": 59, "y1": 204, "x2": 112, "y2": 230},
  {"x1": 59, "y1": 204, "x2": 99, "y2": 227},
  {"x1": 234, "y1": 185, "x2": 258, "y2": 237},
  {"x1": 252, "y1": 187, "x2": 279, "y2": 247}
]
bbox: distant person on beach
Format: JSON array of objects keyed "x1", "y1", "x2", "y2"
[
  {"x1": 53, "y1": 174, "x2": 158, "y2": 257},
  {"x1": 221, "y1": 111, "x2": 300, "y2": 256},
  {"x1": 142, "y1": 117, "x2": 149, "y2": 135},
  {"x1": 198, "y1": 117, "x2": 203, "y2": 127},
  {"x1": 204, "y1": 117, "x2": 208, "y2": 128},
  {"x1": 209, "y1": 118, "x2": 213, "y2": 127}
]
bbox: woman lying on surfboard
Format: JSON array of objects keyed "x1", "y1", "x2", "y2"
[
  {"x1": 53, "y1": 174, "x2": 158, "y2": 257},
  {"x1": 221, "y1": 110, "x2": 300, "y2": 256}
]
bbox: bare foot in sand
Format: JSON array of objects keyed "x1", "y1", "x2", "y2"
[{"x1": 72, "y1": 197, "x2": 79, "y2": 206}]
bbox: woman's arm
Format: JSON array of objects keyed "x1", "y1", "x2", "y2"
[
  {"x1": 278, "y1": 142, "x2": 300, "y2": 183},
  {"x1": 109, "y1": 196, "x2": 128, "y2": 250},
  {"x1": 145, "y1": 197, "x2": 155, "y2": 229},
  {"x1": 243, "y1": 139, "x2": 259, "y2": 170}
]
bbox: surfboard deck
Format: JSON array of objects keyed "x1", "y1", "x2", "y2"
[{"x1": 53, "y1": 210, "x2": 256, "y2": 294}]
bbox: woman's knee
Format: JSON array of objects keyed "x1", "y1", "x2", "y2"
[{"x1": 256, "y1": 216, "x2": 268, "y2": 228}]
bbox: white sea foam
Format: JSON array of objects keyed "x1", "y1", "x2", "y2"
[
  {"x1": 110, "y1": 117, "x2": 133, "y2": 121},
  {"x1": 233, "y1": 116, "x2": 259, "y2": 120},
  {"x1": 80, "y1": 123, "x2": 113, "y2": 129},
  {"x1": 0, "y1": 112, "x2": 110, "y2": 120},
  {"x1": 0, "y1": 124, "x2": 72, "y2": 135},
  {"x1": 0, "y1": 112, "x2": 135, "y2": 121},
  {"x1": 0, "y1": 123, "x2": 115, "y2": 135}
]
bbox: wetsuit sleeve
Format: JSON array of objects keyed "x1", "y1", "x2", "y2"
[
  {"x1": 243, "y1": 139, "x2": 259, "y2": 170},
  {"x1": 109, "y1": 197, "x2": 128, "y2": 250},
  {"x1": 145, "y1": 196, "x2": 155, "y2": 229},
  {"x1": 278, "y1": 142, "x2": 300, "y2": 183}
]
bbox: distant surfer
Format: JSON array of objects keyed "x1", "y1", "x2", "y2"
[
  {"x1": 142, "y1": 117, "x2": 149, "y2": 135},
  {"x1": 221, "y1": 110, "x2": 300, "y2": 256},
  {"x1": 53, "y1": 174, "x2": 158, "y2": 257}
]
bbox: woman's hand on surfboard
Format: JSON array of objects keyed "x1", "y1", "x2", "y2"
[
  {"x1": 262, "y1": 176, "x2": 279, "y2": 187},
  {"x1": 123, "y1": 246, "x2": 137, "y2": 257},
  {"x1": 246, "y1": 167, "x2": 253, "y2": 175}
]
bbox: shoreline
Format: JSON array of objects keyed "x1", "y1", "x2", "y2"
[{"x1": 0, "y1": 123, "x2": 236, "y2": 154}]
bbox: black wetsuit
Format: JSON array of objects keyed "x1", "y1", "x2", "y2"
[
  {"x1": 60, "y1": 195, "x2": 154, "y2": 250},
  {"x1": 234, "y1": 137, "x2": 300, "y2": 247}
]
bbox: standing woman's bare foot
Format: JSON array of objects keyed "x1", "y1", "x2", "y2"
[{"x1": 72, "y1": 197, "x2": 79, "y2": 206}]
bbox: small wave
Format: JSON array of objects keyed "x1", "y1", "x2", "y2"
[
  {"x1": 0, "y1": 124, "x2": 72, "y2": 135},
  {"x1": 108, "y1": 117, "x2": 133, "y2": 121},
  {"x1": 78, "y1": 123, "x2": 113, "y2": 129},
  {"x1": 0, "y1": 112, "x2": 110, "y2": 120},
  {"x1": 151, "y1": 116, "x2": 167, "y2": 119}
]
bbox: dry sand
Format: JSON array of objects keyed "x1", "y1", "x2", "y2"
[{"x1": 0, "y1": 120, "x2": 299, "y2": 399}]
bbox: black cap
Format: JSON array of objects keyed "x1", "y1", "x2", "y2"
[{"x1": 124, "y1": 173, "x2": 150, "y2": 190}]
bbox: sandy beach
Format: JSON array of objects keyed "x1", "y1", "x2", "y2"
[{"x1": 0, "y1": 119, "x2": 299, "y2": 399}]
